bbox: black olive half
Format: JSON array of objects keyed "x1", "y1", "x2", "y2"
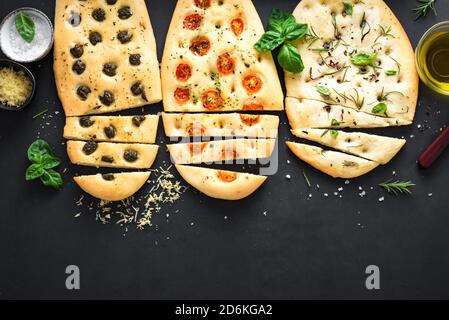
[
  {"x1": 102, "y1": 63, "x2": 118, "y2": 77},
  {"x1": 132, "y1": 116, "x2": 146, "y2": 127},
  {"x1": 118, "y1": 6, "x2": 133, "y2": 20},
  {"x1": 124, "y1": 150, "x2": 138, "y2": 162},
  {"x1": 117, "y1": 30, "x2": 133, "y2": 44},
  {"x1": 70, "y1": 44, "x2": 84, "y2": 58},
  {"x1": 77, "y1": 85, "x2": 91, "y2": 100},
  {"x1": 72, "y1": 60, "x2": 86, "y2": 75},
  {"x1": 99, "y1": 91, "x2": 114, "y2": 106},
  {"x1": 131, "y1": 81, "x2": 144, "y2": 96},
  {"x1": 82, "y1": 141, "x2": 98, "y2": 155},
  {"x1": 101, "y1": 155, "x2": 114, "y2": 163},
  {"x1": 92, "y1": 8, "x2": 106, "y2": 22},
  {"x1": 106, "y1": 0, "x2": 117, "y2": 5},
  {"x1": 129, "y1": 54, "x2": 141, "y2": 66},
  {"x1": 89, "y1": 31, "x2": 102, "y2": 45},
  {"x1": 102, "y1": 173, "x2": 115, "y2": 181},
  {"x1": 103, "y1": 125, "x2": 116, "y2": 139},
  {"x1": 79, "y1": 116, "x2": 94, "y2": 128}
]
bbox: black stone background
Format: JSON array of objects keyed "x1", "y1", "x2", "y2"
[{"x1": 0, "y1": 0, "x2": 448, "y2": 299}]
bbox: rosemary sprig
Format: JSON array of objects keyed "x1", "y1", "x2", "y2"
[
  {"x1": 379, "y1": 179, "x2": 416, "y2": 195},
  {"x1": 303, "y1": 172, "x2": 311, "y2": 188},
  {"x1": 32, "y1": 109, "x2": 48, "y2": 119},
  {"x1": 413, "y1": 0, "x2": 437, "y2": 20},
  {"x1": 305, "y1": 26, "x2": 320, "y2": 48},
  {"x1": 375, "y1": 25, "x2": 395, "y2": 43},
  {"x1": 360, "y1": 12, "x2": 371, "y2": 42}
]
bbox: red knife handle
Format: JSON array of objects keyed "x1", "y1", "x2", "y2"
[{"x1": 418, "y1": 126, "x2": 449, "y2": 168}]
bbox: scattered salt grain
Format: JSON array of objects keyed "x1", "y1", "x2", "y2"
[{"x1": 379, "y1": 197, "x2": 385, "y2": 202}]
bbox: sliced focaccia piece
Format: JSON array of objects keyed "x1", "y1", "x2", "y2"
[
  {"x1": 161, "y1": 0, "x2": 283, "y2": 112},
  {"x1": 286, "y1": 0, "x2": 418, "y2": 122},
  {"x1": 175, "y1": 165, "x2": 267, "y2": 200},
  {"x1": 286, "y1": 142, "x2": 379, "y2": 179},
  {"x1": 67, "y1": 141, "x2": 158, "y2": 169},
  {"x1": 167, "y1": 139, "x2": 276, "y2": 164},
  {"x1": 64, "y1": 115, "x2": 159, "y2": 143},
  {"x1": 286, "y1": 98, "x2": 411, "y2": 130},
  {"x1": 162, "y1": 113, "x2": 279, "y2": 138},
  {"x1": 292, "y1": 129, "x2": 406, "y2": 165},
  {"x1": 74, "y1": 172, "x2": 151, "y2": 201},
  {"x1": 54, "y1": 0, "x2": 162, "y2": 116}
]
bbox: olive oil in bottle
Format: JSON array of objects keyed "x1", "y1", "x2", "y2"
[{"x1": 418, "y1": 31, "x2": 449, "y2": 92}]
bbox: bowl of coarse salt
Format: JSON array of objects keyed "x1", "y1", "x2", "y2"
[{"x1": 0, "y1": 8, "x2": 54, "y2": 63}]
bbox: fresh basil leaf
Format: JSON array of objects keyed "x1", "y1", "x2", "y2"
[
  {"x1": 344, "y1": 2, "x2": 353, "y2": 16},
  {"x1": 26, "y1": 164, "x2": 45, "y2": 181},
  {"x1": 16, "y1": 11, "x2": 35, "y2": 43},
  {"x1": 351, "y1": 52, "x2": 378, "y2": 66},
  {"x1": 372, "y1": 102, "x2": 388, "y2": 115},
  {"x1": 268, "y1": 9, "x2": 291, "y2": 33},
  {"x1": 385, "y1": 70, "x2": 397, "y2": 76},
  {"x1": 254, "y1": 30, "x2": 284, "y2": 52},
  {"x1": 278, "y1": 43, "x2": 304, "y2": 73},
  {"x1": 40, "y1": 169, "x2": 63, "y2": 190},
  {"x1": 331, "y1": 118, "x2": 344, "y2": 126},
  {"x1": 28, "y1": 139, "x2": 53, "y2": 163},
  {"x1": 284, "y1": 23, "x2": 308, "y2": 41},
  {"x1": 315, "y1": 85, "x2": 331, "y2": 96},
  {"x1": 330, "y1": 130, "x2": 339, "y2": 138},
  {"x1": 41, "y1": 154, "x2": 61, "y2": 170}
]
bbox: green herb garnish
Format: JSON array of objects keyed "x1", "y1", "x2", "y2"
[
  {"x1": 351, "y1": 52, "x2": 378, "y2": 66},
  {"x1": 385, "y1": 70, "x2": 397, "y2": 76},
  {"x1": 413, "y1": 0, "x2": 437, "y2": 20},
  {"x1": 32, "y1": 109, "x2": 48, "y2": 119},
  {"x1": 303, "y1": 171, "x2": 311, "y2": 188},
  {"x1": 15, "y1": 11, "x2": 35, "y2": 43},
  {"x1": 379, "y1": 179, "x2": 415, "y2": 195},
  {"x1": 26, "y1": 139, "x2": 63, "y2": 190},
  {"x1": 343, "y1": 2, "x2": 353, "y2": 16},
  {"x1": 372, "y1": 102, "x2": 388, "y2": 116},
  {"x1": 255, "y1": 9, "x2": 308, "y2": 73},
  {"x1": 315, "y1": 85, "x2": 331, "y2": 96},
  {"x1": 330, "y1": 130, "x2": 339, "y2": 138},
  {"x1": 331, "y1": 118, "x2": 344, "y2": 126}
]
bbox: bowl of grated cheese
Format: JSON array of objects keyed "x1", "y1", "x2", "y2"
[{"x1": 0, "y1": 59, "x2": 35, "y2": 111}]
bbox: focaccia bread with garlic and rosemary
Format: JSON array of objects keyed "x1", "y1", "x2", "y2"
[
  {"x1": 67, "y1": 141, "x2": 158, "y2": 169},
  {"x1": 286, "y1": 0, "x2": 418, "y2": 122},
  {"x1": 74, "y1": 172, "x2": 151, "y2": 201},
  {"x1": 285, "y1": 98, "x2": 411, "y2": 129},
  {"x1": 176, "y1": 165, "x2": 267, "y2": 200},
  {"x1": 167, "y1": 138, "x2": 276, "y2": 164},
  {"x1": 292, "y1": 128, "x2": 406, "y2": 165},
  {"x1": 162, "y1": 113, "x2": 279, "y2": 138},
  {"x1": 286, "y1": 142, "x2": 379, "y2": 179},
  {"x1": 161, "y1": 0, "x2": 283, "y2": 112},
  {"x1": 54, "y1": 0, "x2": 161, "y2": 116},
  {"x1": 64, "y1": 115, "x2": 159, "y2": 143}
]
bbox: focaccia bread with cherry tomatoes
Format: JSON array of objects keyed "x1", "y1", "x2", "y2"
[{"x1": 161, "y1": 0, "x2": 284, "y2": 112}]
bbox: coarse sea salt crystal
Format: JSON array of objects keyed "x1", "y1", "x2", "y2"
[{"x1": 0, "y1": 9, "x2": 53, "y2": 62}]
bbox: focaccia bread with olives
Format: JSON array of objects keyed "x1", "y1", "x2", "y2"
[
  {"x1": 54, "y1": 0, "x2": 162, "y2": 116},
  {"x1": 67, "y1": 140, "x2": 159, "y2": 169},
  {"x1": 161, "y1": 0, "x2": 283, "y2": 112},
  {"x1": 162, "y1": 113, "x2": 279, "y2": 138},
  {"x1": 167, "y1": 138, "x2": 276, "y2": 164},
  {"x1": 74, "y1": 172, "x2": 151, "y2": 201},
  {"x1": 176, "y1": 165, "x2": 267, "y2": 201},
  {"x1": 64, "y1": 115, "x2": 159, "y2": 143},
  {"x1": 285, "y1": 0, "x2": 418, "y2": 122}
]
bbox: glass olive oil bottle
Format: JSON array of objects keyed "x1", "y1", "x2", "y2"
[{"x1": 416, "y1": 23, "x2": 449, "y2": 95}]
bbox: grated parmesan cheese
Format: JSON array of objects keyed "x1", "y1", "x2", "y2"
[{"x1": 0, "y1": 67, "x2": 32, "y2": 107}]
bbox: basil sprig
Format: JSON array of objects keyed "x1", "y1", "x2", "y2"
[
  {"x1": 26, "y1": 140, "x2": 63, "y2": 190},
  {"x1": 255, "y1": 9, "x2": 308, "y2": 73},
  {"x1": 16, "y1": 11, "x2": 35, "y2": 43}
]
